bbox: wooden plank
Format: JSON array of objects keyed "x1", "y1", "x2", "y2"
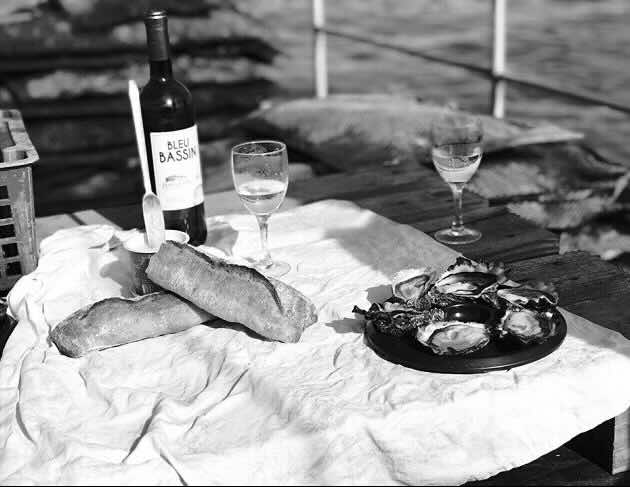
[
  {"x1": 354, "y1": 187, "x2": 485, "y2": 224},
  {"x1": 72, "y1": 209, "x2": 121, "y2": 229},
  {"x1": 286, "y1": 165, "x2": 486, "y2": 206},
  {"x1": 35, "y1": 213, "x2": 81, "y2": 243},
  {"x1": 567, "y1": 295, "x2": 630, "y2": 338},
  {"x1": 88, "y1": 173, "x2": 561, "y2": 287},
  {"x1": 612, "y1": 412, "x2": 630, "y2": 475},
  {"x1": 414, "y1": 206, "x2": 559, "y2": 263},
  {"x1": 93, "y1": 191, "x2": 257, "y2": 230},
  {"x1": 89, "y1": 171, "x2": 557, "y2": 269},
  {"x1": 90, "y1": 204, "x2": 143, "y2": 230},
  {"x1": 92, "y1": 166, "x2": 487, "y2": 230},
  {"x1": 205, "y1": 161, "x2": 485, "y2": 226},
  {"x1": 508, "y1": 252, "x2": 630, "y2": 314},
  {"x1": 414, "y1": 205, "x2": 508, "y2": 233}
]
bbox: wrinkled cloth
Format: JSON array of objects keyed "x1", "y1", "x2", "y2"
[{"x1": 2, "y1": 200, "x2": 630, "y2": 485}]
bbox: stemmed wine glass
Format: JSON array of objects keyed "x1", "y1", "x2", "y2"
[
  {"x1": 231, "y1": 140, "x2": 290, "y2": 277},
  {"x1": 430, "y1": 112, "x2": 483, "y2": 245}
]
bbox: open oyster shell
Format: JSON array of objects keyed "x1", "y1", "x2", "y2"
[
  {"x1": 391, "y1": 267, "x2": 436, "y2": 301},
  {"x1": 498, "y1": 307, "x2": 557, "y2": 344},
  {"x1": 353, "y1": 301, "x2": 445, "y2": 337},
  {"x1": 433, "y1": 257, "x2": 507, "y2": 300},
  {"x1": 416, "y1": 320, "x2": 491, "y2": 355},
  {"x1": 355, "y1": 256, "x2": 561, "y2": 358},
  {"x1": 497, "y1": 281, "x2": 559, "y2": 311}
]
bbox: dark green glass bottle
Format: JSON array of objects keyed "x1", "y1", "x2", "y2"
[{"x1": 140, "y1": 9, "x2": 207, "y2": 245}]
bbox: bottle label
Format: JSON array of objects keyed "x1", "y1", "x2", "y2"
[{"x1": 150, "y1": 125, "x2": 204, "y2": 211}]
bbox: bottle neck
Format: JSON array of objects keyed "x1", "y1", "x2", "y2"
[
  {"x1": 145, "y1": 11, "x2": 172, "y2": 80},
  {"x1": 149, "y1": 59, "x2": 173, "y2": 80}
]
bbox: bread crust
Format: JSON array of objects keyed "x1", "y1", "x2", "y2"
[
  {"x1": 51, "y1": 292, "x2": 214, "y2": 357},
  {"x1": 146, "y1": 242, "x2": 317, "y2": 342}
]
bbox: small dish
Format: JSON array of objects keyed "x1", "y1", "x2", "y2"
[{"x1": 123, "y1": 230, "x2": 189, "y2": 295}]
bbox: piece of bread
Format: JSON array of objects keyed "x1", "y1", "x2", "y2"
[
  {"x1": 50, "y1": 292, "x2": 214, "y2": 357},
  {"x1": 146, "y1": 241, "x2": 318, "y2": 342}
]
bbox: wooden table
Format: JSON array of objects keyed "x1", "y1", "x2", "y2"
[{"x1": 31, "y1": 163, "x2": 630, "y2": 485}]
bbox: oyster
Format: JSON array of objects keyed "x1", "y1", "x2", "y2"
[
  {"x1": 429, "y1": 258, "x2": 507, "y2": 305},
  {"x1": 391, "y1": 267, "x2": 436, "y2": 301},
  {"x1": 498, "y1": 307, "x2": 557, "y2": 344},
  {"x1": 355, "y1": 257, "x2": 561, "y2": 358},
  {"x1": 480, "y1": 292, "x2": 503, "y2": 310},
  {"x1": 416, "y1": 320, "x2": 490, "y2": 355},
  {"x1": 353, "y1": 301, "x2": 445, "y2": 337},
  {"x1": 497, "y1": 281, "x2": 558, "y2": 311}
]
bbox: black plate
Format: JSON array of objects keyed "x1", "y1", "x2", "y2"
[{"x1": 364, "y1": 303, "x2": 567, "y2": 374}]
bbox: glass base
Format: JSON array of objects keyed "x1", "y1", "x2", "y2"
[
  {"x1": 256, "y1": 260, "x2": 291, "y2": 278},
  {"x1": 434, "y1": 226, "x2": 482, "y2": 245}
]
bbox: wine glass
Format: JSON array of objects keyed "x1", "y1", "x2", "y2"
[
  {"x1": 231, "y1": 140, "x2": 290, "y2": 277},
  {"x1": 430, "y1": 112, "x2": 483, "y2": 245}
]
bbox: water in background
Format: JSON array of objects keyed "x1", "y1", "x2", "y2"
[{"x1": 255, "y1": 0, "x2": 630, "y2": 166}]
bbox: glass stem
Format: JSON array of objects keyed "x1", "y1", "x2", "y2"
[
  {"x1": 450, "y1": 183, "x2": 465, "y2": 233},
  {"x1": 256, "y1": 214, "x2": 273, "y2": 268}
]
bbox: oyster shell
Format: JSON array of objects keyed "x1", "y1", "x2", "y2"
[
  {"x1": 498, "y1": 307, "x2": 557, "y2": 344},
  {"x1": 391, "y1": 267, "x2": 436, "y2": 301},
  {"x1": 353, "y1": 302, "x2": 445, "y2": 337},
  {"x1": 416, "y1": 320, "x2": 490, "y2": 355},
  {"x1": 497, "y1": 281, "x2": 558, "y2": 311},
  {"x1": 432, "y1": 257, "x2": 507, "y2": 299},
  {"x1": 480, "y1": 291, "x2": 503, "y2": 310},
  {"x1": 355, "y1": 257, "x2": 561, "y2": 358}
]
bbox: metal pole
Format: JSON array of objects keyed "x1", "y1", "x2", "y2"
[
  {"x1": 491, "y1": 0, "x2": 507, "y2": 118},
  {"x1": 312, "y1": 0, "x2": 328, "y2": 98}
]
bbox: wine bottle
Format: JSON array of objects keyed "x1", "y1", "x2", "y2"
[{"x1": 140, "y1": 9, "x2": 207, "y2": 246}]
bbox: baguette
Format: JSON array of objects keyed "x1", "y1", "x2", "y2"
[
  {"x1": 146, "y1": 241, "x2": 318, "y2": 343},
  {"x1": 50, "y1": 292, "x2": 214, "y2": 357}
]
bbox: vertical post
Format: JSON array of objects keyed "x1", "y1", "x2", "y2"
[
  {"x1": 312, "y1": 0, "x2": 328, "y2": 98},
  {"x1": 491, "y1": 0, "x2": 507, "y2": 118}
]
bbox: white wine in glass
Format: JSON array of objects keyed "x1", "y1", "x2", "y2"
[
  {"x1": 231, "y1": 141, "x2": 290, "y2": 277},
  {"x1": 237, "y1": 179, "x2": 287, "y2": 215},
  {"x1": 432, "y1": 144, "x2": 481, "y2": 184},
  {"x1": 430, "y1": 113, "x2": 483, "y2": 245}
]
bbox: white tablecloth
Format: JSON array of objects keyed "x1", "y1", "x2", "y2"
[{"x1": 2, "y1": 200, "x2": 630, "y2": 485}]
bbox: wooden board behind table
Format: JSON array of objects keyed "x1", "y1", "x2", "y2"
[
  {"x1": 88, "y1": 165, "x2": 485, "y2": 227},
  {"x1": 31, "y1": 164, "x2": 630, "y2": 484},
  {"x1": 413, "y1": 206, "x2": 560, "y2": 263},
  {"x1": 35, "y1": 214, "x2": 82, "y2": 245}
]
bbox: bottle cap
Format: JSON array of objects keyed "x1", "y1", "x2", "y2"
[
  {"x1": 144, "y1": 9, "x2": 170, "y2": 61},
  {"x1": 145, "y1": 9, "x2": 167, "y2": 23}
]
